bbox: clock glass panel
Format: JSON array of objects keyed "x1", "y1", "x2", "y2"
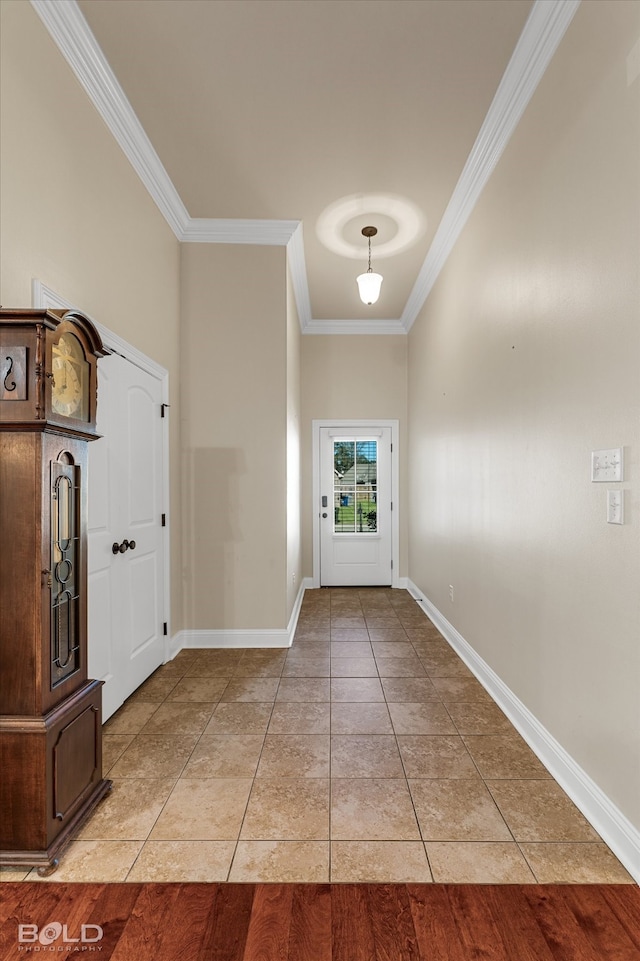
[{"x1": 52, "y1": 333, "x2": 89, "y2": 420}]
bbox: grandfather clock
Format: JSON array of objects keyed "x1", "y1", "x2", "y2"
[{"x1": 0, "y1": 308, "x2": 112, "y2": 874}]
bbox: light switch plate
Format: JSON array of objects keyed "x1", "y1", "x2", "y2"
[
  {"x1": 591, "y1": 448, "x2": 623, "y2": 482},
  {"x1": 607, "y1": 490, "x2": 624, "y2": 524}
]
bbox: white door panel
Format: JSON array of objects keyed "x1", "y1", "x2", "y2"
[
  {"x1": 319, "y1": 426, "x2": 392, "y2": 587},
  {"x1": 88, "y1": 352, "x2": 165, "y2": 719}
]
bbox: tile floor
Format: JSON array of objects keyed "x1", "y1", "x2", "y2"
[{"x1": 1, "y1": 589, "x2": 634, "y2": 884}]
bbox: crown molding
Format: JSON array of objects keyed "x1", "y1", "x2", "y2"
[
  {"x1": 31, "y1": 0, "x2": 579, "y2": 335},
  {"x1": 303, "y1": 318, "x2": 406, "y2": 336},
  {"x1": 30, "y1": 0, "x2": 190, "y2": 239},
  {"x1": 181, "y1": 218, "x2": 300, "y2": 245},
  {"x1": 401, "y1": 0, "x2": 581, "y2": 332}
]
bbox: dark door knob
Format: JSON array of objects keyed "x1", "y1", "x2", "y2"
[
  {"x1": 112, "y1": 538, "x2": 136, "y2": 554},
  {"x1": 322, "y1": 512, "x2": 328, "y2": 518}
]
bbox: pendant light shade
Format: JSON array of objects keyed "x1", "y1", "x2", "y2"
[
  {"x1": 356, "y1": 269, "x2": 383, "y2": 305},
  {"x1": 357, "y1": 226, "x2": 383, "y2": 305}
]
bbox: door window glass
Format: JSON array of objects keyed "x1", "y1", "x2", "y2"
[{"x1": 333, "y1": 439, "x2": 378, "y2": 533}]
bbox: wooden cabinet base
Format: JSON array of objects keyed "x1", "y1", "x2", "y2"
[{"x1": 0, "y1": 679, "x2": 113, "y2": 873}]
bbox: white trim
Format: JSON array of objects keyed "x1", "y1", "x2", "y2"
[
  {"x1": 303, "y1": 318, "x2": 406, "y2": 336},
  {"x1": 171, "y1": 581, "x2": 307, "y2": 653},
  {"x1": 401, "y1": 0, "x2": 581, "y2": 331},
  {"x1": 32, "y1": 279, "x2": 172, "y2": 661},
  {"x1": 181, "y1": 218, "x2": 300, "y2": 246},
  {"x1": 30, "y1": 0, "x2": 579, "y2": 335},
  {"x1": 311, "y1": 420, "x2": 400, "y2": 589},
  {"x1": 405, "y1": 579, "x2": 640, "y2": 885}
]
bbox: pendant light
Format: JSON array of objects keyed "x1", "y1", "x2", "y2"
[{"x1": 356, "y1": 226, "x2": 383, "y2": 305}]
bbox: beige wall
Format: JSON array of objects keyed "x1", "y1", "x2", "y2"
[
  {"x1": 408, "y1": 0, "x2": 640, "y2": 828},
  {"x1": 300, "y1": 335, "x2": 408, "y2": 580},
  {"x1": 180, "y1": 243, "x2": 291, "y2": 630},
  {"x1": 0, "y1": 1, "x2": 183, "y2": 626}
]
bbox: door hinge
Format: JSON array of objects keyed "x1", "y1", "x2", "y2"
[
  {"x1": 163, "y1": 622, "x2": 168, "y2": 636},
  {"x1": 161, "y1": 403, "x2": 171, "y2": 418},
  {"x1": 161, "y1": 513, "x2": 166, "y2": 527},
  {"x1": 391, "y1": 501, "x2": 393, "y2": 511},
  {"x1": 391, "y1": 559, "x2": 394, "y2": 570}
]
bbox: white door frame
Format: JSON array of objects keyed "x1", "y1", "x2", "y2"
[
  {"x1": 32, "y1": 279, "x2": 171, "y2": 658},
  {"x1": 312, "y1": 419, "x2": 400, "y2": 589}
]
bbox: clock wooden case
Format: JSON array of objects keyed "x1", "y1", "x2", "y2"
[{"x1": 0, "y1": 308, "x2": 112, "y2": 873}]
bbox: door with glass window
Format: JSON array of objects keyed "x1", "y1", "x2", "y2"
[{"x1": 319, "y1": 426, "x2": 392, "y2": 586}]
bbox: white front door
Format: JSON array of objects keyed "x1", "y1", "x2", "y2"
[
  {"x1": 319, "y1": 426, "x2": 393, "y2": 586},
  {"x1": 88, "y1": 352, "x2": 166, "y2": 720}
]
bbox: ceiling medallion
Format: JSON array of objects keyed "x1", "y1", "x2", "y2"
[{"x1": 316, "y1": 193, "x2": 425, "y2": 260}]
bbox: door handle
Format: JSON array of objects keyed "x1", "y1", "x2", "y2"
[
  {"x1": 112, "y1": 539, "x2": 137, "y2": 555},
  {"x1": 322, "y1": 513, "x2": 328, "y2": 518},
  {"x1": 321, "y1": 495, "x2": 328, "y2": 508}
]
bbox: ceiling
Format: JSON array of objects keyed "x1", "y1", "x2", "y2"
[{"x1": 37, "y1": 0, "x2": 578, "y2": 331}]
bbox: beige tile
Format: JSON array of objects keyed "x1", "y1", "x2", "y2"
[
  {"x1": 409, "y1": 779, "x2": 512, "y2": 841},
  {"x1": 109, "y1": 735, "x2": 196, "y2": 779},
  {"x1": 257, "y1": 735, "x2": 330, "y2": 778},
  {"x1": 331, "y1": 642, "x2": 373, "y2": 657},
  {"x1": 371, "y1": 641, "x2": 415, "y2": 659},
  {"x1": 381, "y1": 677, "x2": 439, "y2": 702},
  {"x1": 388, "y1": 701, "x2": 457, "y2": 735},
  {"x1": 75, "y1": 778, "x2": 175, "y2": 840},
  {"x1": 330, "y1": 657, "x2": 378, "y2": 677},
  {"x1": 330, "y1": 677, "x2": 384, "y2": 701},
  {"x1": 204, "y1": 702, "x2": 273, "y2": 734},
  {"x1": 331, "y1": 841, "x2": 432, "y2": 882},
  {"x1": 462, "y1": 735, "x2": 551, "y2": 779},
  {"x1": 486, "y1": 780, "x2": 600, "y2": 842},
  {"x1": 140, "y1": 702, "x2": 215, "y2": 737},
  {"x1": 426, "y1": 842, "x2": 536, "y2": 883},
  {"x1": 276, "y1": 677, "x2": 330, "y2": 701},
  {"x1": 28, "y1": 840, "x2": 143, "y2": 882},
  {"x1": 103, "y1": 700, "x2": 160, "y2": 735},
  {"x1": 150, "y1": 779, "x2": 253, "y2": 840},
  {"x1": 419, "y1": 651, "x2": 473, "y2": 677},
  {"x1": 290, "y1": 639, "x2": 331, "y2": 656},
  {"x1": 331, "y1": 779, "x2": 420, "y2": 841},
  {"x1": 186, "y1": 650, "x2": 242, "y2": 677},
  {"x1": 102, "y1": 735, "x2": 135, "y2": 775},
  {"x1": 430, "y1": 677, "x2": 492, "y2": 703},
  {"x1": 397, "y1": 736, "x2": 480, "y2": 778},
  {"x1": 230, "y1": 841, "x2": 329, "y2": 882},
  {"x1": 331, "y1": 702, "x2": 394, "y2": 735},
  {"x1": 221, "y1": 677, "x2": 280, "y2": 702},
  {"x1": 0, "y1": 867, "x2": 30, "y2": 881},
  {"x1": 127, "y1": 840, "x2": 236, "y2": 882},
  {"x1": 330, "y1": 629, "x2": 370, "y2": 643},
  {"x1": 282, "y1": 657, "x2": 330, "y2": 677},
  {"x1": 234, "y1": 652, "x2": 287, "y2": 677},
  {"x1": 375, "y1": 656, "x2": 427, "y2": 677},
  {"x1": 331, "y1": 616, "x2": 367, "y2": 629},
  {"x1": 183, "y1": 734, "x2": 265, "y2": 777},
  {"x1": 167, "y1": 676, "x2": 229, "y2": 702},
  {"x1": 128, "y1": 675, "x2": 180, "y2": 701},
  {"x1": 520, "y1": 842, "x2": 635, "y2": 883},
  {"x1": 156, "y1": 651, "x2": 201, "y2": 677},
  {"x1": 445, "y1": 701, "x2": 514, "y2": 735},
  {"x1": 268, "y1": 702, "x2": 331, "y2": 734},
  {"x1": 331, "y1": 735, "x2": 404, "y2": 778},
  {"x1": 368, "y1": 628, "x2": 409, "y2": 643},
  {"x1": 241, "y1": 779, "x2": 330, "y2": 840}
]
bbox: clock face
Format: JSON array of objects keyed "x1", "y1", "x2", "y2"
[{"x1": 52, "y1": 333, "x2": 89, "y2": 420}]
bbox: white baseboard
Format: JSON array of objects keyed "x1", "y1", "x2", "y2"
[
  {"x1": 406, "y1": 580, "x2": 640, "y2": 885},
  {"x1": 171, "y1": 581, "x2": 307, "y2": 653}
]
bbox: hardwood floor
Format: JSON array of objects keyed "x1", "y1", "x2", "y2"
[{"x1": 1, "y1": 883, "x2": 638, "y2": 960}]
